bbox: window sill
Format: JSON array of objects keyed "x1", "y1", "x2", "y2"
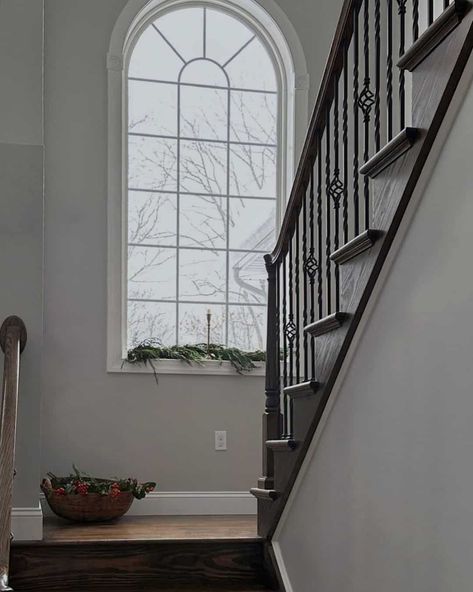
[{"x1": 108, "y1": 358, "x2": 266, "y2": 377}]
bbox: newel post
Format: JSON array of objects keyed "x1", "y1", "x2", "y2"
[{"x1": 259, "y1": 255, "x2": 281, "y2": 489}]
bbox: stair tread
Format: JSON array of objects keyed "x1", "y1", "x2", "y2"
[
  {"x1": 304, "y1": 312, "x2": 347, "y2": 337},
  {"x1": 359, "y1": 127, "x2": 418, "y2": 178},
  {"x1": 283, "y1": 379, "x2": 320, "y2": 397},
  {"x1": 331, "y1": 229, "x2": 381, "y2": 265},
  {"x1": 266, "y1": 439, "x2": 298, "y2": 451},
  {"x1": 250, "y1": 488, "x2": 279, "y2": 501}
]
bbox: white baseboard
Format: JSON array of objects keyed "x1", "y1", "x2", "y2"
[
  {"x1": 11, "y1": 504, "x2": 43, "y2": 541},
  {"x1": 41, "y1": 491, "x2": 256, "y2": 516}
]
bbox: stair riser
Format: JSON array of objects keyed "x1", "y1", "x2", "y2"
[{"x1": 10, "y1": 540, "x2": 269, "y2": 591}]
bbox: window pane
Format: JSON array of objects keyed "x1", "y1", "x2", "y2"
[
  {"x1": 154, "y1": 7, "x2": 204, "y2": 62},
  {"x1": 180, "y1": 194, "x2": 226, "y2": 249},
  {"x1": 128, "y1": 26, "x2": 182, "y2": 81},
  {"x1": 181, "y1": 86, "x2": 228, "y2": 141},
  {"x1": 229, "y1": 145, "x2": 277, "y2": 197},
  {"x1": 229, "y1": 251, "x2": 267, "y2": 304},
  {"x1": 128, "y1": 300, "x2": 176, "y2": 348},
  {"x1": 225, "y1": 37, "x2": 277, "y2": 92},
  {"x1": 179, "y1": 303, "x2": 226, "y2": 345},
  {"x1": 230, "y1": 91, "x2": 277, "y2": 145},
  {"x1": 129, "y1": 81, "x2": 177, "y2": 136},
  {"x1": 229, "y1": 197, "x2": 276, "y2": 250},
  {"x1": 128, "y1": 191, "x2": 176, "y2": 246},
  {"x1": 179, "y1": 140, "x2": 227, "y2": 194},
  {"x1": 181, "y1": 60, "x2": 228, "y2": 86},
  {"x1": 179, "y1": 249, "x2": 226, "y2": 302},
  {"x1": 129, "y1": 136, "x2": 177, "y2": 191},
  {"x1": 128, "y1": 246, "x2": 176, "y2": 300},
  {"x1": 206, "y1": 9, "x2": 254, "y2": 65},
  {"x1": 227, "y1": 305, "x2": 266, "y2": 351}
]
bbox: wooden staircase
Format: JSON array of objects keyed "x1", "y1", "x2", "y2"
[{"x1": 251, "y1": 0, "x2": 473, "y2": 539}]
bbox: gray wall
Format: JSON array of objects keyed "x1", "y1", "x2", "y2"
[
  {"x1": 277, "y1": 71, "x2": 473, "y2": 591},
  {"x1": 0, "y1": 0, "x2": 343, "y2": 508},
  {"x1": 40, "y1": 0, "x2": 342, "y2": 492},
  {"x1": 0, "y1": 0, "x2": 43, "y2": 508}
]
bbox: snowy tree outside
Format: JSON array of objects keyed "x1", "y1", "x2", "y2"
[{"x1": 127, "y1": 5, "x2": 279, "y2": 351}]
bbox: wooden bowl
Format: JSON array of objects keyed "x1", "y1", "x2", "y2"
[{"x1": 43, "y1": 490, "x2": 134, "y2": 522}]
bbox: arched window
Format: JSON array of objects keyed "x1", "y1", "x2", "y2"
[{"x1": 107, "y1": 0, "x2": 308, "y2": 372}]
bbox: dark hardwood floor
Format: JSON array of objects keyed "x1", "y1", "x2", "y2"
[{"x1": 42, "y1": 514, "x2": 259, "y2": 542}]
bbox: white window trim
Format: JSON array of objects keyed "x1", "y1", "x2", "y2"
[{"x1": 107, "y1": 0, "x2": 309, "y2": 375}]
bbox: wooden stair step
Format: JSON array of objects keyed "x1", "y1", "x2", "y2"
[
  {"x1": 359, "y1": 127, "x2": 418, "y2": 178},
  {"x1": 250, "y1": 488, "x2": 280, "y2": 501},
  {"x1": 304, "y1": 312, "x2": 347, "y2": 337},
  {"x1": 398, "y1": 0, "x2": 469, "y2": 71},
  {"x1": 266, "y1": 439, "x2": 298, "y2": 451},
  {"x1": 10, "y1": 538, "x2": 272, "y2": 591},
  {"x1": 330, "y1": 229, "x2": 382, "y2": 265},
  {"x1": 283, "y1": 379, "x2": 320, "y2": 398}
]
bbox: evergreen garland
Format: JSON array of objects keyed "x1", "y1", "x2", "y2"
[{"x1": 125, "y1": 339, "x2": 266, "y2": 379}]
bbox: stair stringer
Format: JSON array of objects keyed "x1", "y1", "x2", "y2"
[{"x1": 257, "y1": 3, "x2": 473, "y2": 539}]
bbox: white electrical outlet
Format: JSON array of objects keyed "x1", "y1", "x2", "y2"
[{"x1": 215, "y1": 430, "x2": 227, "y2": 451}]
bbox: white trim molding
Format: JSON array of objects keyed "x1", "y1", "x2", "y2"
[
  {"x1": 106, "y1": 0, "x2": 309, "y2": 375},
  {"x1": 41, "y1": 491, "x2": 256, "y2": 516},
  {"x1": 110, "y1": 358, "x2": 265, "y2": 376},
  {"x1": 11, "y1": 504, "x2": 43, "y2": 541}
]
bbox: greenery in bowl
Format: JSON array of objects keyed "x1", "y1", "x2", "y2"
[{"x1": 42, "y1": 466, "x2": 156, "y2": 499}]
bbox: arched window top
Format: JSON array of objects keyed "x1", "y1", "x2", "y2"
[{"x1": 128, "y1": 6, "x2": 278, "y2": 91}]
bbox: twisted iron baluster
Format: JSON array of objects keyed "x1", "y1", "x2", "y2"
[
  {"x1": 359, "y1": 0, "x2": 374, "y2": 230},
  {"x1": 295, "y1": 220, "x2": 300, "y2": 389},
  {"x1": 329, "y1": 79, "x2": 342, "y2": 312},
  {"x1": 398, "y1": 0, "x2": 407, "y2": 130},
  {"x1": 375, "y1": 0, "x2": 381, "y2": 153},
  {"x1": 413, "y1": 0, "x2": 419, "y2": 41},
  {"x1": 353, "y1": 7, "x2": 360, "y2": 235},
  {"x1": 428, "y1": 0, "x2": 434, "y2": 25},
  {"x1": 387, "y1": 0, "x2": 393, "y2": 141},
  {"x1": 282, "y1": 256, "x2": 288, "y2": 436},
  {"x1": 343, "y1": 43, "x2": 349, "y2": 244},
  {"x1": 302, "y1": 181, "x2": 309, "y2": 381},
  {"x1": 307, "y1": 167, "x2": 317, "y2": 378},
  {"x1": 317, "y1": 140, "x2": 323, "y2": 322},
  {"x1": 325, "y1": 109, "x2": 332, "y2": 316}
]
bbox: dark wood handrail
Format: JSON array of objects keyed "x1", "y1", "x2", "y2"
[
  {"x1": 0, "y1": 316, "x2": 27, "y2": 592},
  {"x1": 270, "y1": 0, "x2": 361, "y2": 266}
]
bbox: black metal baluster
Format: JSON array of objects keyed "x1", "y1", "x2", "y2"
[
  {"x1": 302, "y1": 182, "x2": 309, "y2": 381},
  {"x1": 325, "y1": 110, "x2": 332, "y2": 316},
  {"x1": 375, "y1": 0, "x2": 381, "y2": 153},
  {"x1": 428, "y1": 0, "x2": 434, "y2": 24},
  {"x1": 295, "y1": 220, "x2": 300, "y2": 389},
  {"x1": 398, "y1": 0, "x2": 407, "y2": 130},
  {"x1": 329, "y1": 79, "x2": 342, "y2": 312},
  {"x1": 275, "y1": 262, "x2": 281, "y2": 423},
  {"x1": 287, "y1": 239, "x2": 295, "y2": 394},
  {"x1": 413, "y1": 0, "x2": 419, "y2": 41},
  {"x1": 444, "y1": 0, "x2": 449, "y2": 9},
  {"x1": 387, "y1": 0, "x2": 393, "y2": 141},
  {"x1": 282, "y1": 256, "x2": 288, "y2": 436},
  {"x1": 306, "y1": 167, "x2": 317, "y2": 378},
  {"x1": 353, "y1": 7, "x2": 360, "y2": 235},
  {"x1": 343, "y1": 43, "x2": 349, "y2": 245},
  {"x1": 359, "y1": 0, "x2": 374, "y2": 230},
  {"x1": 317, "y1": 141, "x2": 323, "y2": 321}
]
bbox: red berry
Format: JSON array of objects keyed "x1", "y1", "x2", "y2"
[{"x1": 54, "y1": 487, "x2": 66, "y2": 496}]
